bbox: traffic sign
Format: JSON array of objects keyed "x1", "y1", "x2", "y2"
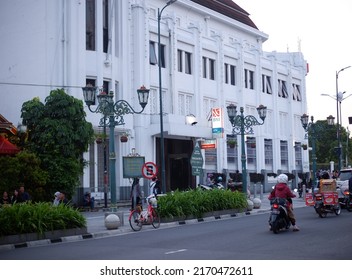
[
  {"x1": 190, "y1": 142, "x2": 203, "y2": 176},
  {"x1": 142, "y1": 161, "x2": 158, "y2": 179}
]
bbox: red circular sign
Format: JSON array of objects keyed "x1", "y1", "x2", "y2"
[{"x1": 142, "y1": 162, "x2": 158, "y2": 179}]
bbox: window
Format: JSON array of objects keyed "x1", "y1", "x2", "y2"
[
  {"x1": 278, "y1": 79, "x2": 288, "y2": 98},
  {"x1": 294, "y1": 142, "x2": 302, "y2": 170},
  {"x1": 224, "y1": 63, "x2": 236, "y2": 86},
  {"x1": 292, "y1": 83, "x2": 302, "y2": 101},
  {"x1": 149, "y1": 88, "x2": 166, "y2": 115},
  {"x1": 280, "y1": 141, "x2": 288, "y2": 170},
  {"x1": 178, "y1": 50, "x2": 192, "y2": 74},
  {"x1": 246, "y1": 137, "x2": 256, "y2": 169},
  {"x1": 185, "y1": 52, "x2": 192, "y2": 74},
  {"x1": 202, "y1": 57, "x2": 207, "y2": 78},
  {"x1": 178, "y1": 92, "x2": 193, "y2": 116},
  {"x1": 203, "y1": 57, "x2": 216, "y2": 80},
  {"x1": 264, "y1": 139, "x2": 273, "y2": 170},
  {"x1": 149, "y1": 41, "x2": 158, "y2": 65},
  {"x1": 244, "y1": 69, "x2": 254, "y2": 89},
  {"x1": 262, "y1": 75, "x2": 272, "y2": 94},
  {"x1": 227, "y1": 135, "x2": 238, "y2": 169},
  {"x1": 177, "y1": 49, "x2": 183, "y2": 72},
  {"x1": 103, "y1": 0, "x2": 109, "y2": 53},
  {"x1": 86, "y1": 0, "x2": 96, "y2": 51},
  {"x1": 149, "y1": 41, "x2": 166, "y2": 67}
]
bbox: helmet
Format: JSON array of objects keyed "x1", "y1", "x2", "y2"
[
  {"x1": 217, "y1": 176, "x2": 222, "y2": 182},
  {"x1": 277, "y1": 174, "x2": 288, "y2": 184}
]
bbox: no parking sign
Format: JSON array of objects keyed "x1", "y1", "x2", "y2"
[{"x1": 142, "y1": 162, "x2": 158, "y2": 179}]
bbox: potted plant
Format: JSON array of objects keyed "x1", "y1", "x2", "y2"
[
  {"x1": 120, "y1": 133, "x2": 129, "y2": 143},
  {"x1": 94, "y1": 133, "x2": 106, "y2": 144},
  {"x1": 301, "y1": 144, "x2": 308, "y2": 150},
  {"x1": 227, "y1": 139, "x2": 237, "y2": 148}
]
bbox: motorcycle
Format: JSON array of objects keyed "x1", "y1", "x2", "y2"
[
  {"x1": 268, "y1": 197, "x2": 291, "y2": 234},
  {"x1": 314, "y1": 192, "x2": 341, "y2": 218},
  {"x1": 339, "y1": 190, "x2": 352, "y2": 212},
  {"x1": 297, "y1": 183, "x2": 303, "y2": 198}
]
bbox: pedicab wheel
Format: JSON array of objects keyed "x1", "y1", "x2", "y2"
[
  {"x1": 129, "y1": 211, "x2": 142, "y2": 231},
  {"x1": 151, "y1": 208, "x2": 160, "y2": 229},
  {"x1": 317, "y1": 208, "x2": 327, "y2": 218},
  {"x1": 346, "y1": 199, "x2": 352, "y2": 212},
  {"x1": 334, "y1": 205, "x2": 341, "y2": 215}
]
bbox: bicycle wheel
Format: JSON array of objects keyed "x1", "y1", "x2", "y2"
[
  {"x1": 129, "y1": 210, "x2": 142, "y2": 231},
  {"x1": 151, "y1": 208, "x2": 160, "y2": 229}
]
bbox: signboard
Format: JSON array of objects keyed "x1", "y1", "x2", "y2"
[
  {"x1": 200, "y1": 139, "x2": 216, "y2": 149},
  {"x1": 142, "y1": 161, "x2": 158, "y2": 179},
  {"x1": 122, "y1": 156, "x2": 145, "y2": 178},
  {"x1": 190, "y1": 142, "x2": 203, "y2": 176},
  {"x1": 211, "y1": 108, "x2": 224, "y2": 138}
]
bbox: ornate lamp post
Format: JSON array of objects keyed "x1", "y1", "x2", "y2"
[
  {"x1": 226, "y1": 104, "x2": 267, "y2": 194},
  {"x1": 158, "y1": 0, "x2": 177, "y2": 194},
  {"x1": 301, "y1": 114, "x2": 334, "y2": 193},
  {"x1": 82, "y1": 85, "x2": 149, "y2": 211}
]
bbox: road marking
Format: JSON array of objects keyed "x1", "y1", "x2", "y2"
[{"x1": 165, "y1": 249, "x2": 187, "y2": 255}]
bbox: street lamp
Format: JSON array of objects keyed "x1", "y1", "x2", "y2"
[
  {"x1": 82, "y1": 85, "x2": 149, "y2": 211},
  {"x1": 226, "y1": 104, "x2": 267, "y2": 195},
  {"x1": 158, "y1": 0, "x2": 177, "y2": 194},
  {"x1": 301, "y1": 114, "x2": 333, "y2": 192},
  {"x1": 336, "y1": 66, "x2": 351, "y2": 170}
]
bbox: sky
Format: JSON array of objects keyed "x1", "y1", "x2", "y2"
[{"x1": 234, "y1": 0, "x2": 352, "y2": 128}]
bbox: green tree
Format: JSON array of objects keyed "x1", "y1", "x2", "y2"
[
  {"x1": 20, "y1": 89, "x2": 94, "y2": 200},
  {"x1": 0, "y1": 151, "x2": 48, "y2": 201},
  {"x1": 310, "y1": 120, "x2": 352, "y2": 169}
]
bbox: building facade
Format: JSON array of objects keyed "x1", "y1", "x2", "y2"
[{"x1": 0, "y1": 0, "x2": 309, "y2": 199}]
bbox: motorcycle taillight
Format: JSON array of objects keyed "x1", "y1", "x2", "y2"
[
  {"x1": 315, "y1": 194, "x2": 322, "y2": 201},
  {"x1": 273, "y1": 203, "x2": 279, "y2": 209},
  {"x1": 344, "y1": 191, "x2": 350, "y2": 196}
]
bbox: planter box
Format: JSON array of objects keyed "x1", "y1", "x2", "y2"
[
  {"x1": 0, "y1": 227, "x2": 87, "y2": 245},
  {"x1": 160, "y1": 209, "x2": 244, "y2": 223}
]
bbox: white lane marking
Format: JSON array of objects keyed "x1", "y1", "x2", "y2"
[{"x1": 165, "y1": 249, "x2": 187, "y2": 255}]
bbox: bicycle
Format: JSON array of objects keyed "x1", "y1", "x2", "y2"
[{"x1": 129, "y1": 194, "x2": 160, "y2": 231}]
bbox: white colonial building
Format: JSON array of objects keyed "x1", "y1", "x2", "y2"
[{"x1": 0, "y1": 0, "x2": 309, "y2": 199}]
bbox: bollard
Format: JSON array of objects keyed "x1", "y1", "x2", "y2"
[{"x1": 260, "y1": 184, "x2": 263, "y2": 200}]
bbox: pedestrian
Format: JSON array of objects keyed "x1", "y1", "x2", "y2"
[
  {"x1": 59, "y1": 191, "x2": 69, "y2": 205},
  {"x1": 53, "y1": 191, "x2": 61, "y2": 206},
  {"x1": 11, "y1": 189, "x2": 19, "y2": 204},
  {"x1": 18, "y1": 185, "x2": 30, "y2": 202},
  {"x1": 0, "y1": 191, "x2": 11, "y2": 206},
  {"x1": 83, "y1": 192, "x2": 95, "y2": 210},
  {"x1": 130, "y1": 178, "x2": 142, "y2": 211}
]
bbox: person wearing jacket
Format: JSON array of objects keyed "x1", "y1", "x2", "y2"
[{"x1": 268, "y1": 174, "x2": 300, "y2": 231}]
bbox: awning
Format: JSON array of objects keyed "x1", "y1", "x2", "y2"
[{"x1": 0, "y1": 135, "x2": 20, "y2": 155}]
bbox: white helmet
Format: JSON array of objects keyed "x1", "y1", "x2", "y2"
[{"x1": 277, "y1": 174, "x2": 288, "y2": 184}]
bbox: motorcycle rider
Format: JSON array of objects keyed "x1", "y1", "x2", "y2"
[{"x1": 268, "y1": 174, "x2": 300, "y2": 231}]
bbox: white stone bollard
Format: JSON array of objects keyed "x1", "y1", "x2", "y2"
[
  {"x1": 105, "y1": 214, "x2": 120, "y2": 230},
  {"x1": 252, "y1": 198, "x2": 261, "y2": 209},
  {"x1": 247, "y1": 199, "x2": 254, "y2": 211}
]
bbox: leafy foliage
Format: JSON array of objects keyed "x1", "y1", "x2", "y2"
[
  {"x1": 0, "y1": 202, "x2": 86, "y2": 236},
  {"x1": 157, "y1": 189, "x2": 247, "y2": 219},
  {"x1": 0, "y1": 151, "x2": 48, "y2": 201},
  {"x1": 20, "y1": 89, "x2": 94, "y2": 200}
]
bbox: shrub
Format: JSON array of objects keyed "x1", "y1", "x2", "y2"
[
  {"x1": 157, "y1": 189, "x2": 247, "y2": 219},
  {"x1": 0, "y1": 202, "x2": 86, "y2": 236}
]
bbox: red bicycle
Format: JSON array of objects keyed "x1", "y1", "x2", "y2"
[{"x1": 129, "y1": 195, "x2": 160, "y2": 231}]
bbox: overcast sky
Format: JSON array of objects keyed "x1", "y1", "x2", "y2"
[{"x1": 234, "y1": 0, "x2": 352, "y2": 128}]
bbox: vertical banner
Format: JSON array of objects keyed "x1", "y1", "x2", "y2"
[{"x1": 211, "y1": 108, "x2": 224, "y2": 138}]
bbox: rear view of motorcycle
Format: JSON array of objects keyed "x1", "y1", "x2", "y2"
[
  {"x1": 269, "y1": 198, "x2": 291, "y2": 234},
  {"x1": 340, "y1": 190, "x2": 352, "y2": 212}
]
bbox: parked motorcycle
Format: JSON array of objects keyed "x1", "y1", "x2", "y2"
[
  {"x1": 269, "y1": 197, "x2": 291, "y2": 234},
  {"x1": 314, "y1": 193, "x2": 341, "y2": 218},
  {"x1": 339, "y1": 190, "x2": 352, "y2": 212}
]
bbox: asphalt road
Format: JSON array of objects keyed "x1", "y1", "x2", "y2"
[{"x1": 1, "y1": 207, "x2": 352, "y2": 260}]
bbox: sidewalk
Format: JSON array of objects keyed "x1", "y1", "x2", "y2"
[{"x1": 82, "y1": 193, "x2": 308, "y2": 238}]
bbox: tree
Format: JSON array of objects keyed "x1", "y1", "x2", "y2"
[{"x1": 20, "y1": 89, "x2": 94, "y2": 200}]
